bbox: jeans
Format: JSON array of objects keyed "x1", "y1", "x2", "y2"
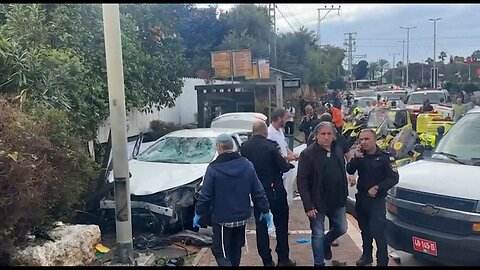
[{"x1": 309, "y1": 206, "x2": 348, "y2": 266}]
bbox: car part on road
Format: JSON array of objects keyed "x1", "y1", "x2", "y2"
[{"x1": 167, "y1": 230, "x2": 213, "y2": 246}]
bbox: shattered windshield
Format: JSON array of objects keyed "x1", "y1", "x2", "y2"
[
  {"x1": 433, "y1": 113, "x2": 480, "y2": 165},
  {"x1": 136, "y1": 136, "x2": 216, "y2": 164}
]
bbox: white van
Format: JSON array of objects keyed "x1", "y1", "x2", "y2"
[{"x1": 385, "y1": 106, "x2": 480, "y2": 265}]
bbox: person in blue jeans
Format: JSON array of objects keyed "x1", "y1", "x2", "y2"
[{"x1": 297, "y1": 121, "x2": 349, "y2": 266}]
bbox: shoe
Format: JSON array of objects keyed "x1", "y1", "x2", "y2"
[
  {"x1": 356, "y1": 255, "x2": 373, "y2": 266},
  {"x1": 264, "y1": 260, "x2": 275, "y2": 266},
  {"x1": 331, "y1": 239, "x2": 339, "y2": 247},
  {"x1": 324, "y1": 240, "x2": 332, "y2": 260},
  {"x1": 277, "y1": 259, "x2": 296, "y2": 267}
]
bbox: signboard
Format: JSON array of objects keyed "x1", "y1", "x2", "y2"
[
  {"x1": 431, "y1": 68, "x2": 438, "y2": 88},
  {"x1": 232, "y1": 50, "x2": 252, "y2": 77},
  {"x1": 211, "y1": 49, "x2": 253, "y2": 78},
  {"x1": 211, "y1": 51, "x2": 232, "y2": 77},
  {"x1": 258, "y1": 59, "x2": 270, "y2": 79},
  {"x1": 476, "y1": 67, "x2": 480, "y2": 77},
  {"x1": 282, "y1": 78, "x2": 301, "y2": 88}
]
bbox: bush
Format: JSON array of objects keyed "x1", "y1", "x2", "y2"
[
  {"x1": 146, "y1": 120, "x2": 183, "y2": 142},
  {"x1": 0, "y1": 99, "x2": 98, "y2": 265}
]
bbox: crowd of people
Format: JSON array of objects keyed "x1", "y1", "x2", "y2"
[{"x1": 194, "y1": 105, "x2": 399, "y2": 267}]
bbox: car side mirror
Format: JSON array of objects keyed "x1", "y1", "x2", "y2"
[{"x1": 414, "y1": 144, "x2": 425, "y2": 154}]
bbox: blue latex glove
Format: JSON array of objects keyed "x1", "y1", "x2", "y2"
[
  {"x1": 259, "y1": 212, "x2": 273, "y2": 228},
  {"x1": 193, "y1": 214, "x2": 201, "y2": 228}
]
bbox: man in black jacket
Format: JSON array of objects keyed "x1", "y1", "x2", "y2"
[
  {"x1": 298, "y1": 104, "x2": 318, "y2": 142},
  {"x1": 297, "y1": 121, "x2": 349, "y2": 266},
  {"x1": 194, "y1": 133, "x2": 271, "y2": 267},
  {"x1": 346, "y1": 129, "x2": 399, "y2": 266},
  {"x1": 240, "y1": 120, "x2": 296, "y2": 267}
]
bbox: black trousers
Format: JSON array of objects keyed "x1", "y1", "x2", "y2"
[
  {"x1": 285, "y1": 121, "x2": 294, "y2": 135},
  {"x1": 254, "y1": 185, "x2": 290, "y2": 265},
  {"x1": 211, "y1": 223, "x2": 246, "y2": 267},
  {"x1": 355, "y1": 193, "x2": 388, "y2": 266}
]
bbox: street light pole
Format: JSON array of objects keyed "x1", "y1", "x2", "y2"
[
  {"x1": 389, "y1": 53, "x2": 400, "y2": 84},
  {"x1": 429, "y1": 18, "x2": 442, "y2": 89},
  {"x1": 102, "y1": 4, "x2": 133, "y2": 264},
  {"x1": 400, "y1": 26, "x2": 417, "y2": 88}
]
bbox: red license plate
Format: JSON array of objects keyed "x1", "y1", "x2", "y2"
[{"x1": 412, "y1": 237, "x2": 438, "y2": 256}]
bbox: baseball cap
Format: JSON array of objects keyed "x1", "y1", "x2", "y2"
[{"x1": 216, "y1": 133, "x2": 232, "y2": 143}]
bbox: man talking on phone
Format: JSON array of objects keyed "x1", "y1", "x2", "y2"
[{"x1": 346, "y1": 129, "x2": 399, "y2": 266}]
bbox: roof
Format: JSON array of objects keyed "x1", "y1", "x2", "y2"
[
  {"x1": 466, "y1": 106, "x2": 480, "y2": 114},
  {"x1": 165, "y1": 128, "x2": 250, "y2": 138}
]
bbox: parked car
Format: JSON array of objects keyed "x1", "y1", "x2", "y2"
[
  {"x1": 100, "y1": 128, "x2": 250, "y2": 233},
  {"x1": 385, "y1": 107, "x2": 480, "y2": 265}
]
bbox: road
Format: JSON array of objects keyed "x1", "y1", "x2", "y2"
[{"x1": 347, "y1": 181, "x2": 436, "y2": 266}]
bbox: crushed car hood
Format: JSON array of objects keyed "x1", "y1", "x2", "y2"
[
  {"x1": 397, "y1": 160, "x2": 480, "y2": 200},
  {"x1": 108, "y1": 160, "x2": 207, "y2": 196}
]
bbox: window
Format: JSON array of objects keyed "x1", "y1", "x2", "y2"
[
  {"x1": 433, "y1": 113, "x2": 480, "y2": 165},
  {"x1": 137, "y1": 136, "x2": 216, "y2": 164}
]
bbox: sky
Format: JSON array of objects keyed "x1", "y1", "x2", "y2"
[{"x1": 196, "y1": 3, "x2": 480, "y2": 68}]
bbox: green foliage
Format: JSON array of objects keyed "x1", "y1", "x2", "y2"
[
  {"x1": 354, "y1": 60, "x2": 368, "y2": 80},
  {"x1": 0, "y1": 100, "x2": 98, "y2": 263}
]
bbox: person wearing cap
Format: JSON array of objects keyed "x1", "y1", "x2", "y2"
[
  {"x1": 241, "y1": 120, "x2": 296, "y2": 266},
  {"x1": 194, "y1": 133, "x2": 271, "y2": 267}
]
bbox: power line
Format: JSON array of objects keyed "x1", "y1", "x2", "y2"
[
  {"x1": 282, "y1": 5, "x2": 305, "y2": 29},
  {"x1": 275, "y1": 5, "x2": 296, "y2": 32}
]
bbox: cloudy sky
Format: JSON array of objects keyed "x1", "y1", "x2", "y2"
[{"x1": 197, "y1": 4, "x2": 480, "y2": 67}]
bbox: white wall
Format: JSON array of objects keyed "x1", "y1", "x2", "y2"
[{"x1": 96, "y1": 77, "x2": 232, "y2": 143}]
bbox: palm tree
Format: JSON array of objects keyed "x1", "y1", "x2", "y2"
[
  {"x1": 438, "y1": 51, "x2": 447, "y2": 63},
  {"x1": 368, "y1": 62, "x2": 379, "y2": 80},
  {"x1": 377, "y1": 59, "x2": 389, "y2": 83}
]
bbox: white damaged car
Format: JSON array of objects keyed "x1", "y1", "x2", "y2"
[{"x1": 100, "y1": 128, "x2": 250, "y2": 232}]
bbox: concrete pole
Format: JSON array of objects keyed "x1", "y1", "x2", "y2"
[
  {"x1": 102, "y1": 4, "x2": 133, "y2": 264},
  {"x1": 429, "y1": 18, "x2": 441, "y2": 88},
  {"x1": 401, "y1": 26, "x2": 416, "y2": 87}
]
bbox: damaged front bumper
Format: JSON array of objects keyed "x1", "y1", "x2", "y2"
[{"x1": 99, "y1": 198, "x2": 174, "y2": 217}]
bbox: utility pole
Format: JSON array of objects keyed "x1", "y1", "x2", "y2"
[
  {"x1": 398, "y1": 40, "x2": 406, "y2": 86},
  {"x1": 344, "y1": 32, "x2": 357, "y2": 91},
  {"x1": 400, "y1": 26, "x2": 416, "y2": 87},
  {"x1": 102, "y1": 4, "x2": 133, "y2": 264},
  {"x1": 269, "y1": 4, "x2": 277, "y2": 68},
  {"x1": 429, "y1": 18, "x2": 442, "y2": 88},
  {"x1": 317, "y1": 5, "x2": 341, "y2": 48},
  {"x1": 389, "y1": 53, "x2": 400, "y2": 84}
]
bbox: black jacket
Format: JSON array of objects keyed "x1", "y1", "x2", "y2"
[
  {"x1": 297, "y1": 141, "x2": 348, "y2": 214},
  {"x1": 299, "y1": 114, "x2": 319, "y2": 142},
  {"x1": 240, "y1": 135, "x2": 293, "y2": 191},
  {"x1": 346, "y1": 147, "x2": 399, "y2": 197},
  {"x1": 195, "y1": 152, "x2": 270, "y2": 224}
]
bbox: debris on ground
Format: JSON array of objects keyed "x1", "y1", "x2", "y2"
[
  {"x1": 332, "y1": 260, "x2": 347, "y2": 266},
  {"x1": 389, "y1": 251, "x2": 401, "y2": 264},
  {"x1": 153, "y1": 256, "x2": 185, "y2": 266},
  {"x1": 295, "y1": 238, "x2": 311, "y2": 244},
  {"x1": 167, "y1": 230, "x2": 212, "y2": 246},
  {"x1": 95, "y1": 243, "x2": 110, "y2": 253}
]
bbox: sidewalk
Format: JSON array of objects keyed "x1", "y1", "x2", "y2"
[{"x1": 194, "y1": 199, "x2": 398, "y2": 266}]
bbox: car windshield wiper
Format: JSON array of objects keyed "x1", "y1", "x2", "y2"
[{"x1": 432, "y1": 151, "x2": 466, "y2": 165}]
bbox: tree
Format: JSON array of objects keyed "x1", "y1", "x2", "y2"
[
  {"x1": 368, "y1": 62, "x2": 379, "y2": 80},
  {"x1": 377, "y1": 59, "x2": 389, "y2": 82},
  {"x1": 471, "y1": 50, "x2": 480, "y2": 62},
  {"x1": 438, "y1": 51, "x2": 447, "y2": 63},
  {"x1": 354, "y1": 60, "x2": 368, "y2": 80},
  {"x1": 425, "y1": 58, "x2": 434, "y2": 65}
]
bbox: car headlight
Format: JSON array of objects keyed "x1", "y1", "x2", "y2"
[{"x1": 387, "y1": 186, "x2": 397, "y2": 197}]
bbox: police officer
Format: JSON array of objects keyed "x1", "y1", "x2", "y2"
[
  {"x1": 346, "y1": 129, "x2": 399, "y2": 266},
  {"x1": 240, "y1": 120, "x2": 296, "y2": 267}
]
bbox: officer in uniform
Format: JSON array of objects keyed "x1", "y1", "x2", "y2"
[
  {"x1": 240, "y1": 120, "x2": 296, "y2": 267},
  {"x1": 346, "y1": 129, "x2": 399, "y2": 267}
]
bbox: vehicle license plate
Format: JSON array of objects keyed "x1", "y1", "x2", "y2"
[{"x1": 412, "y1": 236, "x2": 438, "y2": 256}]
